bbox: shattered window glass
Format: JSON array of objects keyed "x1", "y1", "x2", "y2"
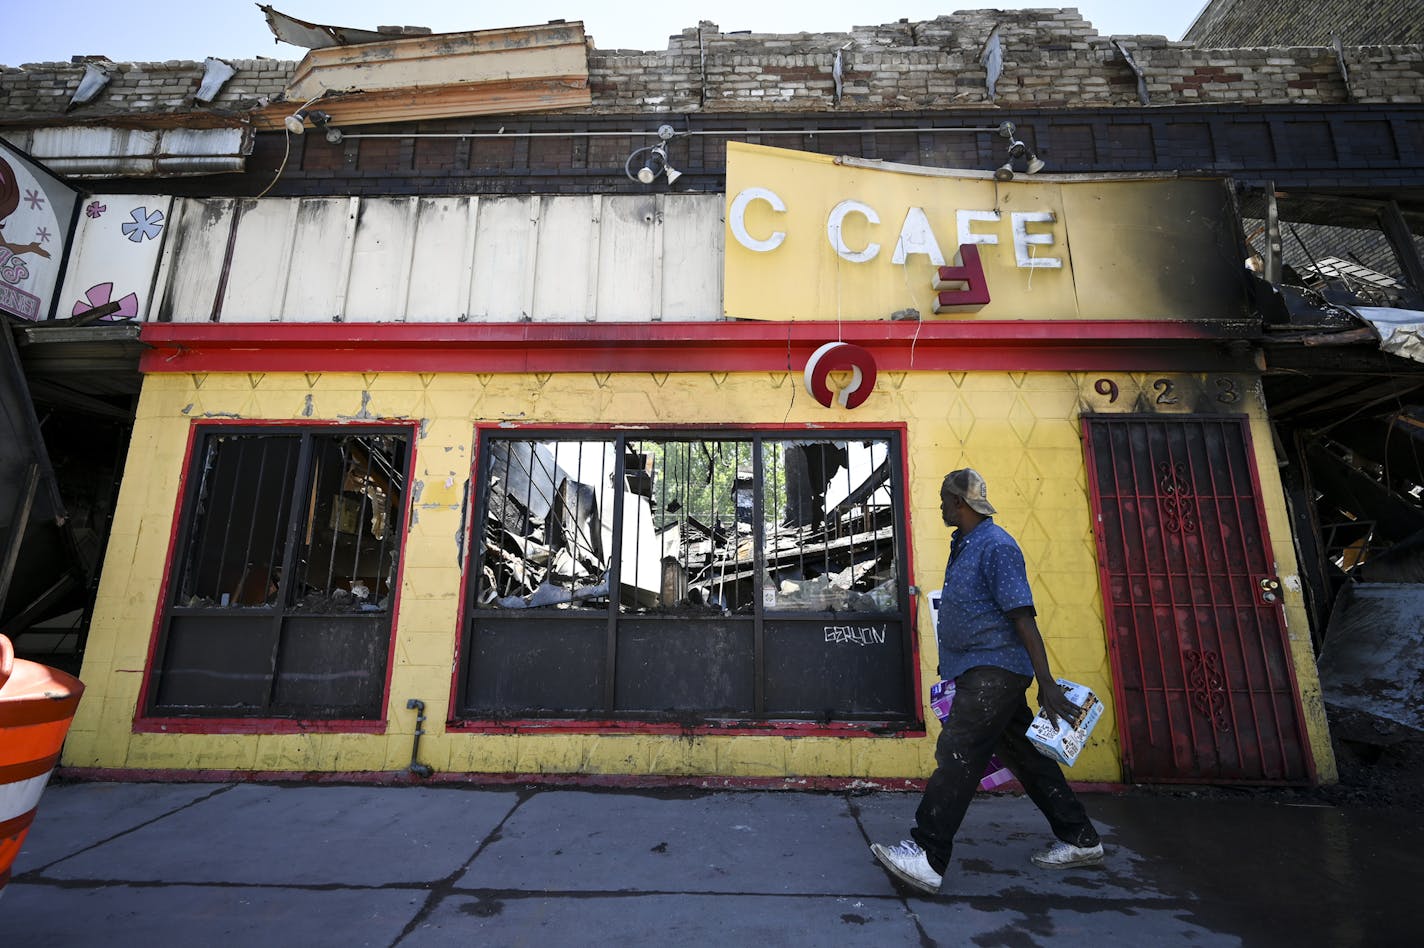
[
  {"x1": 761, "y1": 439, "x2": 899, "y2": 613},
  {"x1": 175, "y1": 431, "x2": 407, "y2": 613},
  {"x1": 475, "y1": 433, "x2": 901, "y2": 615}
]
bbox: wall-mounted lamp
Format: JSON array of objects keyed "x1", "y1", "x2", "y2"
[
  {"x1": 283, "y1": 107, "x2": 334, "y2": 137},
  {"x1": 625, "y1": 124, "x2": 683, "y2": 187},
  {"x1": 994, "y1": 122, "x2": 1045, "y2": 180}
]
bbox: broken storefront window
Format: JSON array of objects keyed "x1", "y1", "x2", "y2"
[
  {"x1": 174, "y1": 431, "x2": 405, "y2": 613},
  {"x1": 149, "y1": 428, "x2": 409, "y2": 719},
  {"x1": 475, "y1": 434, "x2": 901, "y2": 616}
]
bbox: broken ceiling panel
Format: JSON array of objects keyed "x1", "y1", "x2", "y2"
[{"x1": 255, "y1": 21, "x2": 591, "y2": 130}]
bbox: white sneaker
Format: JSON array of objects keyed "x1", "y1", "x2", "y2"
[
  {"x1": 870, "y1": 839, "x2": 943, "y2": 894},
  {"x1": 1031, "y1": 840, "x2": 1105, "y2": 869}
]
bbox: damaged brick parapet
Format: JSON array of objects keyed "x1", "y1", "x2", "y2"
[
  {"x1": 587, "y1": 12, "x2": 1423, "y2": 112},
  {"x1": 0, "y1": 57, "x2": 292, "y2": 120},
  {"x1": 1, "y1": 9, "x2": 1421, "y2": 124}
]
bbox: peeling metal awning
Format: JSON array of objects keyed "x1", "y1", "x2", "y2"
[{"x1": 4, "y1": 127, "x2": 251, "y2": 178}]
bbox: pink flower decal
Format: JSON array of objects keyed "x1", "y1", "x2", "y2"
[
  {"x1": 86, "y1": 201, "x2": 107, "y2": 219},
  {"x1": 73, "y1": 282, "x2": 139, "y2": 320}
]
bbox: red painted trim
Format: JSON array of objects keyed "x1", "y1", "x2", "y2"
[
  {"x1": 139, "y1": 321, "x2": 1254, "y2": 375},
  {"x1": 132, "y1": 717, "x2": 387, "y2": 735},
  {"x1": 132, "y1": 419, "x2": 418, "y2": 732},
  {"x1": 53, "y1": 766, "x2": 932, "y2": 791}
]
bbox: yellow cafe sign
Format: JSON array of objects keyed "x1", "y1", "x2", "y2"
[{"x1": 722, "y1": 141, "x2": 1249, "y2": 323}]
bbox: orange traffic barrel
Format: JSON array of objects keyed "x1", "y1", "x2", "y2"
[{"x1": 0, "y1": 633, "x2": 84, "y2": 891}]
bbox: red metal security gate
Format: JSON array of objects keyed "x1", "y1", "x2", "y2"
[{"x1": 1082, "y1": 415, "x2": 1314, "y2": 784}]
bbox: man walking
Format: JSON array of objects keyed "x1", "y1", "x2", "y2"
[{"x1": 871, "y1": 468, "x2": 1103, "y2": 894}]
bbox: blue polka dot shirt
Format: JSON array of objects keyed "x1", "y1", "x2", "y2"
[{"x1": 936, "y1": 518, "x2": 1037, "y2": 682}]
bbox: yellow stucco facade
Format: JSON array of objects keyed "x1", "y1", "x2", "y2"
[{"x1": 64, "y1": 367, "x2": 1336, "y2": 784}]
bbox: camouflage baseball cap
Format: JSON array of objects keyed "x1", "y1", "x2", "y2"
[{"x1": 943, "y1": 468, "x2": 996, "y2": 515}]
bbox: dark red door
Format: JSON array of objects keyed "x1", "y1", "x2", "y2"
[{"x1": 1082, "y1": 414, "x2": 1314, "y2": 784}]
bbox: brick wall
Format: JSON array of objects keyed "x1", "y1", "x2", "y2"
[
  {"x1": 2, "y1": 10, "x2": 1421, "y2": 122},
  {"x1": 0, "y1": 57, "x2": 289, "y2": 117},
  {"x1": 1184, "y1": 0, "x2": 1423, "y2": 47}
]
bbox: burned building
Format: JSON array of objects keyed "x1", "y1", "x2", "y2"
[{"x1": 2, "y1": 7, "x2": 1423, "y2": 786}]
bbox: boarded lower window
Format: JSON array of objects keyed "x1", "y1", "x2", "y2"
[
  {"x1": 459, "y1": 429, "x2": 915, "y2": 724},
  {"x1": 146, "y1": 427, "x2": 410, "y2": 719}
]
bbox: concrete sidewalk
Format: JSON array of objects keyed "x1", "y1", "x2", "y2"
[{"x1": 4, "y1": 781, "x2": 1416, "y2": 946}]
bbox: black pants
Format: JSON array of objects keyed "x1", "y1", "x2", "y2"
[{"x1": 911, "y1": 664, "x2": 1100, "y2": 875}]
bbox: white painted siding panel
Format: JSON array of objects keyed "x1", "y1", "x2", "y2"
[
  {"x1": 281, "y1": 198, "x2": 354, "y2": 321},
  {"x1": 156, "y1": 193, "x2": 726, "y2": 324},
  {"x1": 531, "y1": 196, "x2": 597, "y2": 322},
  {"x1": 345, "y1": 197, "x2": 419, "y2": 322},
  {"x1": 595, "y1": 196, "x2": 660, "y2": 320},
  {"x1": 469, "y1": 197, "x2": 535, "y2": 320},
  {"x1": 406, "y1": 197, "x2": 477, "y2": 322},
  {"x1": 662, "y1": 194, "x2": 723, "y2": 321},
  {"x1": 159, "y1": 198, "x2": 235, "y2": 323},
  {"x1": 221, "y1": 200, "x2": 301, "y2": 322}
]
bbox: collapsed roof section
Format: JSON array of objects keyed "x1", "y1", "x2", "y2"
[{"x1": 252, "y1": 20, "x2": 592, "y2": 132}]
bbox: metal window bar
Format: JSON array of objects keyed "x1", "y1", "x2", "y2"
[
  {"x1": 178, "y1": 437, "x2": 220, "y2": 604},
  {"x1": 348, "y1": 442, "x2": 373, "y2": 598},
  {"x1": 211, "y1": 437, "x2": 244, "y2": 603},
  {"x1": 320, "y1": 445, "x2": 340, "y2": 599},
  {"x1": 179, "y1": 436, "x2": 297, "y2": 607},
  {"x1": 259, "y1": 442, "x2": 296, "y2": 607},
  {"x1": 235, "y1": 439, "x2": 268, "y2": 605}
]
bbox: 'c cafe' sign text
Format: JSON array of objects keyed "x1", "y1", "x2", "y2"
[
  {"x1": 722, "y1": 141, "x2": 1247, "y2": 323},
  {"x1": 729, "y1": 187, "x2": 1058, "y2": 313}
]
